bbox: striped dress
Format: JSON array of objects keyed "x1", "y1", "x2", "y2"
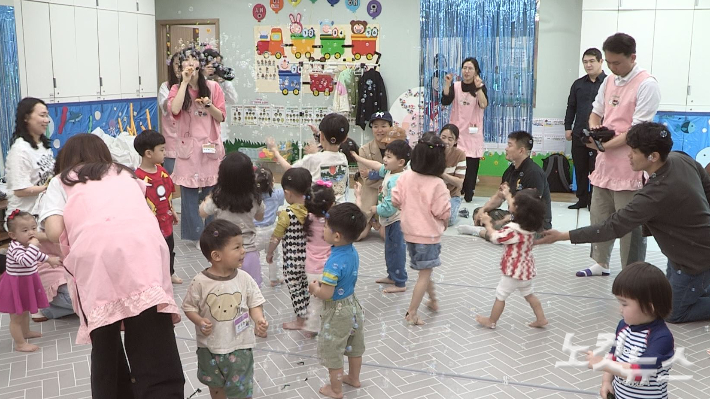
[
  {"x1": 0, "y1": 241, "x2": 50, "y2": 314},
  {"x1": 490, "y1": 222, "x2": 536, "y2": 280}
]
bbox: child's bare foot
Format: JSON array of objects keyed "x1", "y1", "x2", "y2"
[
  {"x1": 475, "y1": 315, "x2": 496, "y2": 329},
  {"x1": 426, "y1": 299, "x2": 439, "y2": 312},
  {"x1": 171, "y1": 275, "x2": 183, "y2": 284},
  {"x1": 383, "y1": 286, "x2": 406, "y2": 293},
  {"x1": 282, "y1": 320, "x2": 304, "y2": 330},
  {"x1": 405, "y1": 312, "x2": 425, "y2": 326},
  {"x1": 342, "y1": 373, "x2": 361, "y2": 388},
  {"x1": 15, "y1": 343, "x2": 39, "y2": 352},
  {"x1": 319, "y1": 384, "x2": 344, "y2": 399},
  {"x1": 528, "y1": 319, "x2": 548, "y2": 328},
  {"x1": 375, "y1": 277, "x2": 395, "y2": 284},
  {"x1": 24, "y1": 331, "x2": 42, "y2": 339},
  {"x1": 270, "y1": 278, "x2": 284, "y2": 287},
  {"x1": 302, "y1": 330, "x2": 318, "y2": 338}
]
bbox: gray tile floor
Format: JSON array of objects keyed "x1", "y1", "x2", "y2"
[{"x1": 1, "y1": 200, "x2": 709, "y2": 398}]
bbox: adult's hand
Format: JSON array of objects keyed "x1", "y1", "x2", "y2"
[
  {"x1": 474, "y1": 75, "x2": 484, "y2": 88},
  {"x1": 565, "y1": 130, "x2": 572, "y2": 141},
  {"x1": 534, "y1": 229, "x2": 569, "y2": 245},
  {"x1": 444, "y1": 73, "x2": 453, "y2": 86},
  {"x1": 181, "y1": 66, "x2": 195, "y2": 82}
]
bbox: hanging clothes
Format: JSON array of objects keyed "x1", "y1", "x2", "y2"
[
  {"x1": 333, "y1": 68, "x2": 355, "y2": 116},
  {"x1": 356, "y1": 69, "x2": 388, "y2": 129}
]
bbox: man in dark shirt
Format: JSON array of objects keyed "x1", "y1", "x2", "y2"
[
  {"x1": 564, "y1": 48, "x2": 606, "y2": 209},
  {"x1": 538, "y1": 122, "x2": 710, "y2": 323}
]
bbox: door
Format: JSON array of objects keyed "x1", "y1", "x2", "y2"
[
  {"x1": 651, "y1": 10, "x2": 692, "y2": 111},
  {"x1": 616, "y1": 10, "x2": 656, "y2": 73},
  {"x1": 687, "y1": 10, "x2": 710, "y2": 111},
  {"x1": 118, "y1": 12, "x2": 140, "y2": 97},
  {"x1": 74, "y1": 7, "x2": 101, "y2": 98},
  {"x1": 49, "y1": 4, "x2": 80, "y2": 99},
  {"x1": 21, "y1": 1, "x2": 55, "y2": 101},
  {"x1": 137, "y1": 14, "x2": 157, "y2": 96},
  {"x1": 98, "y1": 10, "x2": 122, "y2": 96},
  {"x1": 579, "y1": 11, "x2": 618, "y2": 76},
  {"x1": 169, "y1": 25, "x2": 196, "y2": 55}
]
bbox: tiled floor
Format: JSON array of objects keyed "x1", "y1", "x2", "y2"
[{"x1": 1, "y1": 197, "x2": 708, "y2": 399}]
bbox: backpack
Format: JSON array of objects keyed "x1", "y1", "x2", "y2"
[{"x1": 543, "y1": 154, "x2": 572, "y2": 193}]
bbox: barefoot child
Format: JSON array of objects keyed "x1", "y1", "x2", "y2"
[
  {"x1": 183, "y1": 220, "x2": 268, "y2": 399},
  {"x1": 350, "y1": 140, "x2": 411, "y2": 293},
  {"x1": 586, "y1": 262, "x2": 674, "y2": 399},
  {"x1": 254, "y1": 167, "x2": 285, "y2": 287},
  {"x1": 392, "y1": 133, "x2": 451, "y2": 325},
  {"x1": 475, "y1": 188, "x2": 548, "y2": 329},
  {"x1": 266, "y1": 167, "x2": 312, "y2": 330},
  {"x1": 0, "y1": 210, "x2": 60, "y2": 352},
  {"x1": 303, "y1": 181, "x2": 336, "y2": 338},
  {"x1": 308, "y1": 203, "x2": 368, "y2": 398}
]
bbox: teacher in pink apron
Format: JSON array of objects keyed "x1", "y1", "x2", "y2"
[{"x1": 441, "y1": 57, "x2": 488, "y2": 202}]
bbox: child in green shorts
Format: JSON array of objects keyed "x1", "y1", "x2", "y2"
[
  {"x1": 183, "y1": 220, "x2": 269, "y2": 399},
  {"x1": 308, "y1": 203, "x2": 368, "y2": 399}
]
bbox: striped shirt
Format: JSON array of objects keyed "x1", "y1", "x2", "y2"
[
  {"x1": 444, "y1": 147, "x2": 467, "y2": 197},
  {"x1": 610, "y1": 319, "x2": 674, "y2": 399},
  {"x1": 5, "y1": 241, "x2": 48, "y2": 276},
  {"x1": 490, "y1": 222, "x2": 536, "y2": 280}
]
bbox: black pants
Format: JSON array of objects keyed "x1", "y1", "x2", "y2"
[
  {"x1": 90, "y1": 306, "x2": 184, "y2": 399},
  {"x1": 571, "y1": 143, "x2": 597, "y2": 205},
  {"x1": 165, "y1": 233, "x2": 175, "y2": 275},
  {"x1": 462, "y1": 157, "x2": 481, "y2": 202}
]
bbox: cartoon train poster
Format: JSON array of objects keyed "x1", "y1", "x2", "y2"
[{"x1": 253, "y1": 15, "x2": 380, "y2": 94}]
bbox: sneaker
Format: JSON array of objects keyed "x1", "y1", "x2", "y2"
[{"x1": 196, "y1": 241, "x2": 201, "y2": 250}]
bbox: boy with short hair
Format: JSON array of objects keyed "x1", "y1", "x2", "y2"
[
  {"x1": 308, "y1": 203, "x2": 368, "y2": 399},
  {"x1": 350, "y1": 140, "x2": 411, "y2": 293},
  {"x1": 268, "y1": 113, "x2": 350, "y2": 203},
  {"x1": 134, "y1": 129, "x2": 181, "y2": 284}
]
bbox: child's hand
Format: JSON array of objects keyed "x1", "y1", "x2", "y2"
[
  {"x1": 266, "y1": 252, "x2": 274, "y2": 264},
  {"x1": 265, "y1": 137, "x2": 277, "y2": 151},
  {"x1": 304, "y1": 139, "x2": 318, "y2": 155},
  {"x1": 29, "y1": 237, "x2": 40, "y2": 247},
  {"x1": 479, "y1": 212, "x2": 492, "y2": 225},
  {"x1": 354, "y1": 181, "x2": 362, "y2": 199},
  {"x1": 586, "y1": 351, "x2": 604, "y2": 369},
  {"x1": 308, "y1": 279, "x2": 319, "y2": 295},
  {"x1": 370, "y1": 205, "x2": 378, "y2": 216},
  {"x1": 600, "y1": 381, "x2": 613, "y2": 398},
  {"x1": 199, "y1": 318, "x2": 213, "y2": 336},
  {"x1": 47, "y1": 257, "x2": 62, "y2": 268},
  {"x1": 255, "y1": 318, "x2": 269, "y2": 336}
]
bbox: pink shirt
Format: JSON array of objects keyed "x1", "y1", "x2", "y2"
[
  {"x1": 448, "y1": 82, "x2": 484, "y2": 158},
  {"x1": 391, "y1": 170, "x2": 451, "y2": 244},
  {"x1": 589, "y1": 71, "x2": 650, "y2": 192},
  {"x1": 158, "y1": 81, "x2": 179, "y2": 158},
  {"x1": 167, "y1": 80, "x2": 226, "y2": 188},
  {"x1": 305, "y1": 214, "x2": 330, "y2": 274},
  {"x1": 37, "y1": 241, "x2": 68, "y2": 303}
]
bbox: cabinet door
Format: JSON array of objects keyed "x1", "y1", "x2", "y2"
[
  {"x1": 21, "y1": 1, "x2": 55, "y2": 100},
  {"x1": 117, "y1": 0, "x2": 136, "y2": 12},
  {"x1": 697, "y1": 0, "x2": 710, "y2": 9},
  {"x1": 49, "y1": 4, "x2": 80, "y2": 98},
  {"x1": 118, "y1": 12, "x2": 140, "y2": 96},
  {"x1": 137, "y1": 0, "x2": 154, "y2": 15},
  {"x1": 618, "y1": 0, "x2": 656, "y2": 9},
  {"x1": 98, "y1": 0, "x2": 118, "y2": 10},
  {"x1": 74, "y1": 0, "x2": 97, "y2": 7},
  {"x1": 48, "y1": 0, "x2": 74, "y2": 5},
  {"x1": 74, "y1": 7, "x2": 101, "y2": 97},
  {"x1": 656, "y1": 0, "x2": 694, "y2": 9},
  {"x1": 137, "y1": 14, "x2": 158, "y2": 95},
  {"x1": 688, "y1": 10, "x2": 710, "y2": 110},
  {"x1": 579, "y1": 11, "x2": 618, "y2": 76},
  {"x1": 652, "y1": 10, "x2": 692, "y2": 111},
  {"x1": 583, "y1": 0, "x2": 619, "y2": 10},
  {"x1": 617, "y1": 11, "x2": 656, "y2": 73},
  {"x1": 98, "y1": 10, "x2": 122, "y2": 95}
]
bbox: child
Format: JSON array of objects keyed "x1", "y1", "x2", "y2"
[
  {"x1": 268, "y1": 113, "x2": 350, "y2": 203},
  {"x1": 254, "y1": 166, "x2": 285, "y2": 287},
  {"x1": 392, "y1": 134, "x2": 451, "y2": 325},
  {"x1": 308, "y1": 203, "x2": 368, "y2": 399},
  {"x1": 182, "y1": 219, "x2": 268, "y2": 399},
  {"x1": 0, "y1": 210, "x2": 60, "y2": 352},
  {"x1": 586, "y1": 262, "x2": 674, "y2": 399},
  {"x1": 266, "y1": 167, "x2": 312, "y2": 330},
  {"x1": 350, "y1": 140, "x2": 411, "y2": 294},
  {"x1": 39, "y1": 134, "x2": 184, "y2": 398},
  {"x1": 302, "y1": 181, "x2": 336, "y2": 338},
  {"x1": 200, "y1": 152, "x2": 265, "y2": 286},
  {"x1": 134, "y1": 129, "x2": 181, "y2": 284},
  {"x1": 475, "y1": 188, "x2": 548, "y2": 329}
]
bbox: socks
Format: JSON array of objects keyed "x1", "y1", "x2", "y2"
[
  {"x1": 576, "y1": 263, "x2": 610, "y2": 277},
  {"x1": 457, "y1": 225, "x2": 484, "y2": 236}
]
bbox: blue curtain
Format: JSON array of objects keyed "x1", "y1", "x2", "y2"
[
  {"x1": 420, "y1": 0, "x2": 536, "y2": 143},
  {"x1": 0, "y1": 6, "x2": 21, "y2": 164}
]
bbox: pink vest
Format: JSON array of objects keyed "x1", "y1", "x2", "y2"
[
  {"x1": 448, "y1": 82, "x2": 484, "y2": 158},
  {"x1": 59, "y1": 169, "x2": 179, "y2": 344},
  {"x1": 305, "y1": 214, "x2": 330, "y2": 274},
  {"x1": 589, "y1": 71, "x2": 649, "y2": 191}
]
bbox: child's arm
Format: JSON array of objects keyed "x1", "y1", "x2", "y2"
[
  {"x1": 182, "y1": 282, "x2": 213, "y2": 335},
  {"x1": 600, "y1": 372, "x2": 614, "y2": 398},
  {"x1": 308, "y1": 279, "x2": 335, "y2": 300},
  {"x1": 198, "y1": 195, "x2": 214, "y2": 219},
  {"x1": 12, "y1": 239, "x2": 49, "y2": 267},
  {"x1": 391, "y1": 176, "x2": 404, "y2": 208},
  {"x1": 248, "y1": 305, "x2": 269, "y2": 336},
  {"x1": 431, "y1": 184, "x2": 452, "y2": 224},
  {"x1": 266, "y1": 210, "x2": 288, "y2": 263},
  {"x1": 377, "y1": 174, "x2": 400, "y2": 218},
  {"x1": 350, "y1": 151, "x2": 383, "y2": 171},
  {"x1": 184, "y1": 311, "x2": 213, "y2": 336},
  {"x1": 266, "y1": 137, "x2": 292, "y2": 171},
  {"x1": 254, "y1": 201, "x2": 265, "y2": 222}
]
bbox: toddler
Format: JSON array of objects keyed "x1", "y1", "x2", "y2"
[{"x1": 254, "y1": 166, "x2": 285, "y2": 286}]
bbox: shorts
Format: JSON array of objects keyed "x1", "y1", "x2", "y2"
[
  {"x1": 318, "y1": 294, "x2": 365, "y2": 369},
  {"x1": 406, "y1": 242, "x2": 441, "y2": 270},
  {"x1": 495, "y1": 275, "x2": 534, "y2": 301},
  {"x1": 196, "y1": 348, "x2": 254, "y2": 398}
]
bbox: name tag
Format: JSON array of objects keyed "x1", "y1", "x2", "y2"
[
  {"x1": 202, "y1": 143, "x2": 216, "y2": 154},
  {"x1": 234, "y1": 312, "x2": 250, "y2": 334}
]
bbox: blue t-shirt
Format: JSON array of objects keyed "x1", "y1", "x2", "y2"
[
  {"x1": 254, "y1": 188, "x2": 285, "y2": 227},
  {"x1": 321, "y1": 244, "x2": 359, "y2": 300}
]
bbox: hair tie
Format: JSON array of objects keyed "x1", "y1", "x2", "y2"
[
  {"x1": 7, "y1": 209, "x2": 20, "y2": 220},
  {"x1": 316, "y1": 180, "x2": 333, "y2": 188}
]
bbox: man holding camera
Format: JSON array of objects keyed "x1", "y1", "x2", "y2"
[{"x1": 575, "y1": 33, "x2": 661, "y2": 278}]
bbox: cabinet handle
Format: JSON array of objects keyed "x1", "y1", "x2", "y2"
[
  {"x1": 696, "y1": 0, "x2": 700, "y2": 7},
  {"x1": 100, "y1": 77, "x2": 103, "y2": 87},
  {"x1": 53, "y1": 78, "x2": 57, "y2": 88},
  {"x1": 687, "y1": 85, "x2": 692, "y2": 96},
  {"x1": 136, "y1": 1, "x2": 139, "y2": 12},
  {"x1": 139, "y1": 76, "x2": 142, "y2": 85}
]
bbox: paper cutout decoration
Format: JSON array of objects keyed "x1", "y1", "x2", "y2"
[
  {"x1": 253, "y1": 4, "x2": 267, "y2": 22},
  {"x1": 345, "y1": 0, "x2": 361, "y2": 12},
  {"x1": 288, "y1": 0, "x2": 302, "y2": 5},
  {"x1": 367, "y1": 0, "x2": 382, "y2": 18},
  {"x1": 289, "y1": 13, "x2": 303, "y2": 35},
  {"x1": 270, "y1": 0, "x2": 284, "y2": 13},
  {"x1": 310, "y1": 0, "x2": 318, "y2": 3},
  {"x1": 327, "y1": 0, "x2": 340, "y2": 6}
]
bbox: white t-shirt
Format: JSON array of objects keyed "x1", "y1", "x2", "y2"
[
  {"x1": 37, "y1": 176, "x2": 68, "y2": 224},
  {"x1": 293, "y1": 151, "x2": 349, "y2": 203},
  {"x1": 5, "y1": 137, "x2": 55, "y2": 216}
]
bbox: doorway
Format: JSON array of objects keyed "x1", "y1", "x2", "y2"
[{"x1": 155, "y1": 19, "x2": 221, "y2": 87}]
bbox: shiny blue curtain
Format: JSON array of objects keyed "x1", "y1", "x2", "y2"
[
  {"x1": 0, "y1": 6, "x2": 21, "y2": 163},
  {"x1": 420, "y1": 0, "x2": 536, "y2": 143}
]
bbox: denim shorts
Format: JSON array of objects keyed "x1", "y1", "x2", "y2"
[{"x1": 406, "y1": 242, "x2": 442, "y2": 270}]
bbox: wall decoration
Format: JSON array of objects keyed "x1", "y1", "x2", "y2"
[
  {"x1": 389, "y1": 87, "x2": 426, "y2": 146},
  {"x1": 366, "y1": 0, "x2": 382, "y2": 19},
  {"x1": 310, "y1": 0, "x2": 319, "y2": 3},
  {"x1": 253, "y1": 4, "x2": 267, "y2": 22},
  {"x1": 270, "y1": 0, "x2": 284, "y2": 14},
  {"x1": 255, "y1": 58, "x2": 279, "y2": 92},
  {"x1": 327, "y1": 0, "x2": 340, "y2": 6},
  {"x1": 345, "y1": 0, "x2": 361, "y2": 13},
  {"x1": 0, "y1": 5, "x2": 21, "y2": 162},
  {"x1": 288, "y1": 0, "x2": 303, "y2": 6},
  {"x1": 289, "y1": 13, "x2": 304, "y2": 36}
]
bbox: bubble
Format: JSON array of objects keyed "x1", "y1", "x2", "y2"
[
  {"x1": 53, "y1": 139, "x2": 61, "y2": 149},
  {"x1": 337, "y1": 288, "x2": 345, "y2": 296},
  {"x1": 346, "y1": 345, "x2": 352, "y2": 352}
]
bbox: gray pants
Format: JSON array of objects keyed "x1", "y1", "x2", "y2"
[
  {"x1": 589, "y1": 186, "x2": 646, "y2": 267},
  {"x1": 40, "y1": 284, "x2": 74, "y2": 319}
]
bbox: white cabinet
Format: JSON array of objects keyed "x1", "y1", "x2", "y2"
[
  {"x1": 687, "y1": 10, "x2": 710, "y2": 111},
  {"x1": 617, "y1": 11, "x2": 656, "y2": 73},
  {"x1": 697, "y1": 0, "x2": 710, "y2": 9},
  {"x1": 583, "y1": 0, "x2": 619, "y2": 11},
  {"x1": 652, "y1": 10, "x2": 692, "y2": 111},
  {"x1": 49, "y1": 4, "x2": 80, "y2": 99},
  {"x1": 98, "y1": 0, "x2": 118, "y2": 10},
  {"x1": 75, "y1": 7, "x2": 101, "y2": 100},
  {"x1": 656, "y1": 0, "x2": 694, "y2": 9},
  {"x1": 137, "y1": 0, "x2": 154, "y2": 15},
  {"x1": 118, "y1": 12, "x2": 140, "y2": 97},
  {"x1": 74, "y1": 0, "x2": 97, "y2": 7},
  {"x1": 579, "y1": 11, "x2": 618, "y2": 76},
  {"x1": 618, "y1": 0, "x2": 656, "y2": 10},
  {"x1": 117, "y1": 0, "x2": 136, "y2": 12},
  {"x1": 97, "y1": 10, "x2": 122, "y2": 96},
  {"x1": 21, "y1": 1, "x2": 55, "y2": 101},
  {"x1": 137, "y1": 14, "x2": 157, "y2": 96},
  {"x1": 48, "y1": 0, "x2": 75, "y2": 5}
]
